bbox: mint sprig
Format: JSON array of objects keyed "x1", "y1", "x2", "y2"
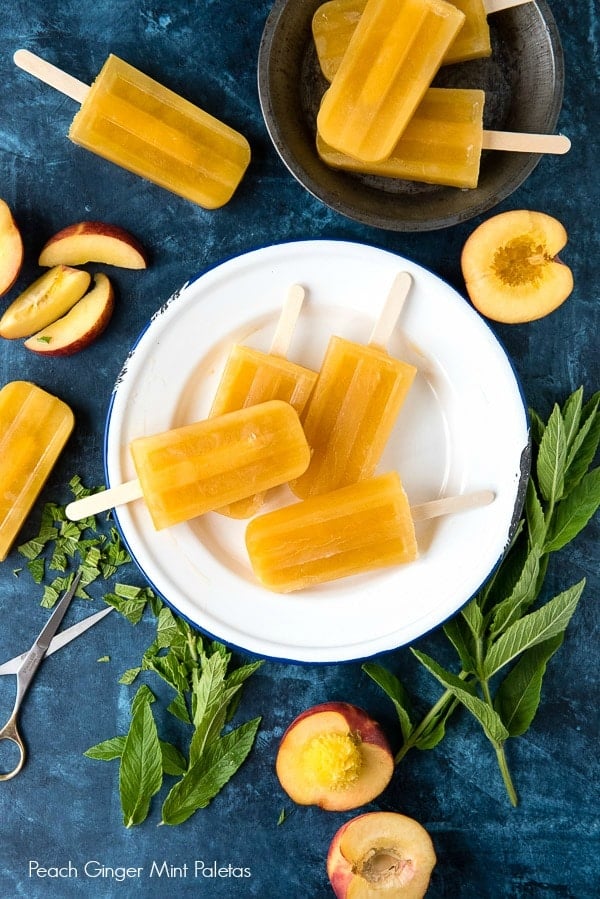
[{"x1": 363, "y1": 387, "x2": 599, "y2": 805}]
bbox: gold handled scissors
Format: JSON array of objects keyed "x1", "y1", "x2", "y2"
[{"x1": 0, "y1": 572, "x2": 112, "y2": 781}]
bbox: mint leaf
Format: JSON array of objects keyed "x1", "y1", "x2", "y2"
[
  {"x1": 536, "y1": 404, "x2": 567, "y2": 504},
  {"x1": 161, "y1": 717, "x2": 261, "y2": 826},
  {"x1": 119, "y1": 699, "x2": 163, "y2": 828},
  {"x1": 489, "y1": 548, "x2": 541, "y2": 636},
  {"x1": 494, "y1": 635, "x2": 564, "y2": 736},
  {"x1": 85, "y1": 736, "x2": 126, "y2": 761},
  {"x1": 484, "y1": 580, "x2": 585, "y2": 678},
  {"x1": 362, "y1": 662, "x2": 413, "y2": 741},
  {"x1": 543, "y1": 467, "x2": 600, "y2": 553}
]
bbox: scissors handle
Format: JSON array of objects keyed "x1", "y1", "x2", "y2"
[{"x1": 0, "y1": 710, "x2": 26, "y2": 781}]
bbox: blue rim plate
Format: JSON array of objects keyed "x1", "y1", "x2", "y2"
[{"x1": 104, "y1": 240, "x2": 529, "y2": 662}]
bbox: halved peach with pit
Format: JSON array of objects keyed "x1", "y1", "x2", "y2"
[
  {"x1": 461, "y1": 210, "x2": 573, "y2": 323},
  {"x1": 275, "y1": 702, "x2": 394, "y2": 811},
  {"x1": 327, "y1": 811, "x2": 436, "y2": 898}
]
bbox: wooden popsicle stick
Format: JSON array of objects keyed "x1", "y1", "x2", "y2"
[
  {"x1": 268, "y1": 285, "x2": 306, "y2": 357},
  {"x1": 483, "y1": 0, "x2": 531, "y2": 14},
  {"x1": 410, "y1": 490, "x2": 495, "y2": 522},
  {"x1": 65, "y1": 479, "x2": 143, "y2": 521},
  {"x1": 368, "y1": 271, "x2": 413, "y2": 349},
  {"x1": 482, "y1": 131, "x2": 571, "y2": 154},
  {"x1": 14, "y1": 49, "x2": 90, "y2": 104}
]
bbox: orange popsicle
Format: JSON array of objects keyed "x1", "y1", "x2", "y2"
[
  {"x1": 316, "y1": 0, "x2": 466, "y2": 162},
  {"x1": 210, "y1": 285, "x2": 318, "y2": 518},
  {"x1": 291, "y1": 272, "x2": 416, "y2": 499},
  {"x1": 14, "y1": 50, "x2": 250, "y2": 209},
  {"x1": 0, "y1": 381, "x2": 74, "y2": 561},
  {"x1": 65, "y1": 401, "x2": 310, "y2": 530},
  {"x1": 246, "y1": 471, "x2": 418, "y2": 592}
]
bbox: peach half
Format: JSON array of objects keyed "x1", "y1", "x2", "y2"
[
  {"x1": 275, "y1": 702, "x2": 394, "y2": 811},
  {"x1": 38, "y1": 221, "x2": 147, "y2": 269},
  {"x1": 327, "y1": 812, "x2": 436, "y2": 899},
  {"x1": 0, "y1": 199, "x2": 24, "y2": 297},
  {"x1": 24, "y1": 273, "x2": 114, "y2": 356},
  {"x1": 461, "y1": 210, "x2": 573, "y2": 323},
  {"x1": 0, "y1": 265, "x2": 91, "y2": 339}
]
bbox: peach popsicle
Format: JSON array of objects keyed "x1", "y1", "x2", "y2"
[
  {"x1": 0, "y1": 381, "x2": 74, "y2": 561},
  {"x1": 246, "y1": 471, "x2": 494, "y2": 592},
  {"x1": 65, "y1": 401, "x2": 311, "y2": 530},
  {"x1": 312, "y1": 0, "x2": 533, "y2": 79},
  {"x1": 316, "y1": 0, "x2": 466, "y2": 163},
  {"x1": 291, "y1": 272, "x2": 417, "y2": 500},
  {"x1": 317, "y1": 88, "x2": 571, "y2": 189},
  {"x1": 13, "y1": 50, "x2": 250, "y2": 210},
  {"x1": 210, "y1": 285, "x2": 318, "y2": 518}
]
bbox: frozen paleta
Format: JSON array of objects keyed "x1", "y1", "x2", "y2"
[
  {"x1": 318, "y1": 87, "x2": 485, "y2": 189},
  {"x1": 0, "y1": 381, "x2": 74, "y2": 561},
  {"x1": 316, "y1": 0, "x2": 466, "y2": 162},
  {"x1": 291, "y1": 273, "x2": 417, "y2": 499},
  {"x1": 210, "y1": 287, "x2": 318, "y2": 518},
  {"x1": 312, "y1": 0, "x2": 492, "y2": 81},
  {"x1": 246, "y1": 471, "x2": 418, "y2": 592},
  {"x1": 14, "y1": 51, "x2": 250, "y2": 209},
  {"x1": 129, "y1": 401, "x2": 310, "y2": 530}
]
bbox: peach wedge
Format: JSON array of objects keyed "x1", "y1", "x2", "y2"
[
  {"x1": 24, "y1": 273, "x2": 114, "y2": 356},
  {"x1": 0, "y1": 265, "x2": 91, "y2": 339},
  {"x1": 0, "y1": 199, "x2": 24, "y2": 297},
  {"x1": 327, "y1": 812, "x2": 436, "y2": 899},
  {"x1": 39, "y1": 221, "x2": 147, "y2": 269},
  {"x1": 461, "y1": 210, "x2": 574, "y2": 323},
  {"x1": 275, "y1": 702, "x2": 394, "y2": 811}
]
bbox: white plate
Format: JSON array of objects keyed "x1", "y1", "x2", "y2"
[{"x1": 105, "y1": 240, "x2": 529, "y2": 663}]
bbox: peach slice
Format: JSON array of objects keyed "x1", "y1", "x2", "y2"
[
  {"x1": 0, "y1": 266, "x2": 91, "y2": 339},
  {"x1": 24, "y1": 273, "x2": 115, "y2": 356},
  {"x1": 0, "y1": 199, "x2": 24, "y2": 297},
  {"x1": 461, "y1": 210, "x2": 574, "y2": 323},
  {"x1": 38, "y1": 221, "x2": 147, "y2": 269},
  {"x1": 327, "y1": 811, "x2": 436, "y2": 899},
  {"x1": 275, "y1": 702, "x2": 394, "y2": 811}
]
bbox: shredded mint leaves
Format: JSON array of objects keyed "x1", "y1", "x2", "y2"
[
  {"x1": 363, "y1": 388, "x2": 599, "y2": 806},
  {"x1": 18, "y1": 476, "x2": 263, "y2": 828}
]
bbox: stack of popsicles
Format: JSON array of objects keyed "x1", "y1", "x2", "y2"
[
  {"x1": 312, "y1": 0, "x2": 569, "y2": 189},
  {"x1": 65, "y1": 274, "x2": 494, "y2": 593}
]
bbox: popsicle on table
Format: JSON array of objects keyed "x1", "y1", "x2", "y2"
[
  {"x1": 316, "y1": 0, "x2": 466, "y2": 163},
  {"x1": 13, "y1": 50, "x2": 250, "y2": 209},
  {"x1": 291, "y1": 272, "x2": 417, "y2": 500},
  {"x1": 317, "y1": 87, "x2": 571, "y2": 190},
  {"x1": 210, "y1": 285, "x2": 318, "y2": 518},
  {"x1": 312, "y1": 0, "x2": 532, "y2": 78},
  {"x1": 65, "y1": 401, "x2": 311, "y2": 530},
  {"x1": 0, "y1": 381, "x2": 74, "y2": 561},
  {"x1": 246, "y1": 471, "x2": 495, "y2": 592}
]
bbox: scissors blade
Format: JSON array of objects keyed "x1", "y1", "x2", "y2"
[{"x1": 0, "y1": 606, "x2": 113, "y2": 676}]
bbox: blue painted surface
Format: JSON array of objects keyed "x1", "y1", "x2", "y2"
[{"x1": 0, "y1": 1, "x2": 598, "y2": 896}]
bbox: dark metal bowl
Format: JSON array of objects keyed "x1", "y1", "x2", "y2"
[{"x1": 257, "y1": 0, "x2": 565, "y2": 231}]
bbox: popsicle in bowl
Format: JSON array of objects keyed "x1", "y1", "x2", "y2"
[
  {"x1": 290, "y1": 271, "x2": 417, "y2": 499},
  {"x1": 65, "y1": 401, "x2": 310, "y2": 530},
  {"x1": 317, "y1": 87, "x2": 571, "y2": 189},
  {"x1": 316, "y1": 0, "x2": 466, "y2": 163},
  {"x1": 209, "y1": 285, "x2": 318, "y2": 518},
  {"x1": 0, "y1": 381, "x2": 74, "y2": 561},
  {"x1": 13, "y1": 50, "x2": 250, "y2": 209},
  {"x1": 312, "y1": 0, "x2": 534, "y2": 79},
  {"x1": 247, "y1": 471, "x2": 495, "y2": 592}
]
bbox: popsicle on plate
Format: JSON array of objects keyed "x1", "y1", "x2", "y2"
[
  {"x1": 210, "y1": 285, "x2": 318, "y2": 518},
  {"x1": 246, "y1": 471, "x2": 418, "y2": 592},
  {"x1": 0, "y1": 381, "x2": 74, "y2": 561},
  {"x1": 316, "y1": 0, "x2": 466, "y2": 162},
  {"x1": 291, "y1": 272, "x2": 416, "y2": 499},
  {"x1": 14, "y1": 50, "x2": 250, "y2": 209},
  {"x1": 65, "y1": 401, "x2": 311, "y2": 530},
  {"x1": 317, "y1": 87, "x2": 571, "y2": 189}
]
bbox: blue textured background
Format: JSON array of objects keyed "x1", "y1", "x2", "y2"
[{"x1": 0, "y1": 1, "x2": 598, "y2": 896}]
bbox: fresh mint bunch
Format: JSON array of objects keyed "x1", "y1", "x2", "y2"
[{"x1": 364, "y1": 388, "x2": 599, "y2": 805}]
